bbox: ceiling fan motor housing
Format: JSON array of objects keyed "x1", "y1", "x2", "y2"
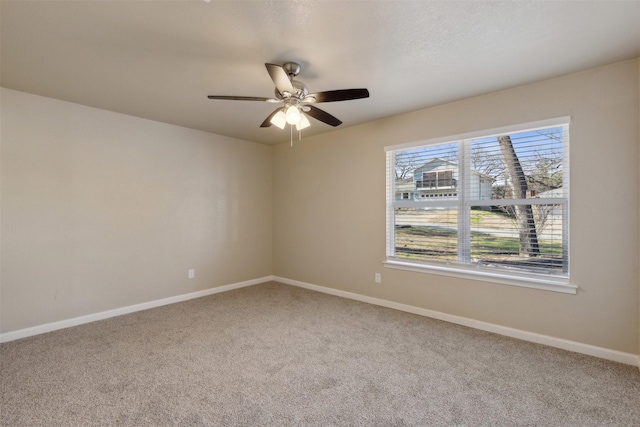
[
  {"x1": 292, "y1": 80, "x2": 308, "y2": 99},
  {"x1": 282, "y1": 62, "x2": 301, "y2": 77},
  {"x1": 274, "y1": 79, "x2": 308, "y2": 100}
]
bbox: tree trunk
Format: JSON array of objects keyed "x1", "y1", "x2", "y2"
[{"x1": 497, "y1": 135, "x2": 540, "y2": 257}]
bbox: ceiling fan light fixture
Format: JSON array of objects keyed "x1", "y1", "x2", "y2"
[
  {"x1": 296, "y1": 114, "x2": 310, "y2": 131},
  {"x1": 208, "y1": 62, "x2": 370, "y2": 133},
  {"x1": 270, "y1": 110, "x2": 287, "y2": 129},
  {"x1": 285, "y1": 105, "x2": 301, "y2": 125}
]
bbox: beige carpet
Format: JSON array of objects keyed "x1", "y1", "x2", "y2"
[{"x1": 1, "y1": 281, "x2": 639, "y2": 426}]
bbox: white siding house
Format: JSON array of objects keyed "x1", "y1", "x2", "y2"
[{"x1": 395, "y1": 158, "x2": 493, "y2": 201}]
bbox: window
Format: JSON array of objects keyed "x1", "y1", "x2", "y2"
[
  {"x1": 419, "y1": 170, "x2": 455, "y2": 189},
  {"x1": 385, "y1": 118, "x2": 573, "y2": 293}
]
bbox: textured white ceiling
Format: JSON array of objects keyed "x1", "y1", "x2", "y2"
[{"x1": 2, "y1": 1, "x2": 639, "y2": 145}]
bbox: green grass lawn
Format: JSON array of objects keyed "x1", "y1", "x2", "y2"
[{"x1": 394, "y1": 210, "x2": 563, "y2": 266}]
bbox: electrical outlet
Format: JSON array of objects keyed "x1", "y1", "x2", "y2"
[
  {"x1": 375, "y1": 273, "x2": 381, "y2": 283},
  {"x1": 188, "y1": 269, "x2": 195, "y2": 279}
]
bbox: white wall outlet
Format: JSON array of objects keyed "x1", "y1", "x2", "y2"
[
  {"x1": 375, "y1": 273, "x2": 381, "y2": 283},
  {"x1": 188, "y1": 269, "x2": 195, "y2": 279}
]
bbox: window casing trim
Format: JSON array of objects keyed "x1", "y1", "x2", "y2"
[{"x1": 384, "y1": 259, "x2": 577, "y2": 294}]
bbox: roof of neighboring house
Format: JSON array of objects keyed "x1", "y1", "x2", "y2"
[{"x1": 414, "y1": 158, "x2": 457, "y2": 171}]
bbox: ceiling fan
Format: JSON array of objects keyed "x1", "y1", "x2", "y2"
[{"x1": 207, "y1": 62, "x2": 369, "y2": 131}]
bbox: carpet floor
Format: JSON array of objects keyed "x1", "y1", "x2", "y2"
[{"x1": 1, "y1": 281, "x2": 639, "y2": 426}]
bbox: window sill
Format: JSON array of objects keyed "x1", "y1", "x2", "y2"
[{"x1": 384, "y1": 259, "x2": 577, "y2": 294}]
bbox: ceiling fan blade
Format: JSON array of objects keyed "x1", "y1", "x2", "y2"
[
  {"x1": 260, "y1": 108, "x2": 284, "y2": 128},
  {"x1": 265, "y1": 63, "x2": 295, "y2": 96},
  {"x1": 208, "y1": 95, "x2": 278, "y2": 103},
  {"x1": 304, "y1": 88, "x2": 369, "y2": 103},
  {"x1": 305, "y1": 105, "x2": 342, "y2": 127}
]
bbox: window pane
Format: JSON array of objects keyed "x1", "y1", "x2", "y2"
[
  {"x1": 394, "y1": 207, "x2": 458, "y2": 262},
  {"x1": 470, "y1": 127, "x2": 565, "y2": 200},
  {"x1": 395, "y1": 143, "x2": 459, "y2": 201},
  {"x1": 469, "y1": 205, "x2": 567, "y2": 276}
]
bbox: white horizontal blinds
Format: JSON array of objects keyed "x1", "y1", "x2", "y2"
[
  {"x1": 387, "y1": 121, "x2": 569, "y2": 279},
  {"x1": 394, "y1": 207, "x2": 459, "y2": 261},
  {"x1": 468, "y1": 203, "x2": 566, "y2": 276},
  {"x1": 386, "y1": 151, "x2": 396, "y2": 257},
  {"x1": 469, "y1": 127, "x2": 565, "y2": 202},
  {"x1": 393, "y1": 142, "x2": 459, "y2": 201},
  {"x1": 467, "y1": 126, "x2": 568, "y2": 277},
  {"x1": 391, "y1": 142, "x2": 460, "y2": 263}
]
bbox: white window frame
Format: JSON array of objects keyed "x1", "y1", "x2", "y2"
[{"x1": 385, "y1": 117, "x2": 575, "y2": 294}]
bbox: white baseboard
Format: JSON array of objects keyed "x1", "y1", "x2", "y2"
[
  {"x1": 274, "y1": 276, "x2": 640, "y2": 368},
  {"x1": 0, "y1": 276, "x2": 273, "y2": 343},
  {"x1": 3, "y1": 274, "x2": 638, "y2": 369}
]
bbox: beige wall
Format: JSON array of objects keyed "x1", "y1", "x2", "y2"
[
  {"x1": 1, "y1": 88, "x2": 272, "y2": 333},
  {"x1": 273, "y1": 59, "x2": 640, "y2": 354},
  {"x1": 2, "y1": 60, "x2": 639, "y2": 357}
]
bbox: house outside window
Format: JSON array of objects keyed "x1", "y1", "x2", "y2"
[
  {"x1": 394, "y1": 180, "x2": 414, "y2": 201},
  {"x1": 385, "y1": 117, "x2": 572, "y2": 293}
]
